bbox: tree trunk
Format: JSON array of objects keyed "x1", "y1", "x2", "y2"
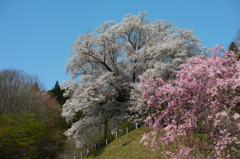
[
  {"x1": 133, "y1": 72, "x2": 136, "y2": 83},
  {"x1": 108, "y1": 129, "x2": 114, "y2": 141},
  {"x1": 104, "y1": 118, "x2": 108, "y2": 142},
  {"x1": 98, "y1": 109, "x2": 102, "y2": 148}
]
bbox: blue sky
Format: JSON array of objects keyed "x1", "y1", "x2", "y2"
[{"x1": 0, "y1": 0, "x2": 239, "y2": 90}]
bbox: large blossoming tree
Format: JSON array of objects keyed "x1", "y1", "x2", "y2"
[
  {"x1": 140, "y1": 44, "x2": 240, "y2": 158},
  {"x1": 61, "y1": 11, "x2": 205, "y2": 149}
]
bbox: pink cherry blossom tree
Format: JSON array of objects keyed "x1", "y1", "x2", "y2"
[{"x1": 140, "y1": 44, "x2": 240, "y2": 158}]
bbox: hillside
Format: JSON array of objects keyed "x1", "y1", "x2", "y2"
[
  {"x1": 82, "y1": 126, "x2": 240, "y2": 159},
  {"x1": 83, "y1": 127, "x2": 165, "y2": 159}
]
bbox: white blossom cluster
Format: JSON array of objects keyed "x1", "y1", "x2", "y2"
[{"x1": 61, "y1": 11, "x2": 204, "y2": 148}]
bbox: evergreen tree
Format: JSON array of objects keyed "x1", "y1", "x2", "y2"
[
  {"x1": 228, "y1": 41, "x2": 240, "y2": 61},
  {"x1": 48, "y1": 81, "x2": 69, "y2": 106},
  {"x1": 229, "y1": 41, "x2": 239, "y2": 52}
]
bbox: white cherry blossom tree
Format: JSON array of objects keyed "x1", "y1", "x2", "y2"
[{"x1": 61, "y1": 11, "x2": 205, "y2": 148}]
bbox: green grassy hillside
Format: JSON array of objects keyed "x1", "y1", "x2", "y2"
[
  {"x1": 83, "y1": 126, "x2": 240, "y2": 159},
  {"x1": 83, "y1": 127, "x2": 165, "y2": 159}
]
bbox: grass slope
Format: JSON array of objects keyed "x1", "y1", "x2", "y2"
[
  {"x1": 82, "y1": 126, "x2": 240, "y2": 159},
  {"x1": 84, "y1": 127, "x2": 164, "y2": 159}
]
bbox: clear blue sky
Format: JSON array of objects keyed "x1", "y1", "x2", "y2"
[{"x1": 0, "y1": 0, "x2": 239, "y2": 90}]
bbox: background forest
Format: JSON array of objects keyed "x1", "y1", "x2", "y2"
[{"x1": 0, "y1": 69, "x2": 69, "y2": 158}]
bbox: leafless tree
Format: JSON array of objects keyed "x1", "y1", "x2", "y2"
[
  {"x1": 233, "y1": 28, "x2": 240, "y2": 44},
  {"x1": 0, "y1": 68, "x2": 44, "y2": 114}
]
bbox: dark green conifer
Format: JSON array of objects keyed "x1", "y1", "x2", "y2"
[
  {"x1": 228, "y1": 41, "x2": 240, "y2": 61},
  {"x1": 48, "y1": 81, "x2": 69, "y2": 106}
]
